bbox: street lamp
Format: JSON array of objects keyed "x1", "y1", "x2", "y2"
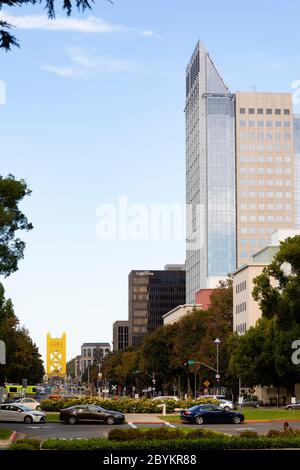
[{"x1": 214, "y1": 338, "x2": 221, "y2": 394}]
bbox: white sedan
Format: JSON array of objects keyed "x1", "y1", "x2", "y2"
[
  {"x1": 218, "y1": 399, "x2": 233, "y2": 411},
  {"x1": 0, "y1": 403, "x2": 46, "y2": 424},
  {"x1": 13, "y1": 397, "x2": 42, "y2": 410}
]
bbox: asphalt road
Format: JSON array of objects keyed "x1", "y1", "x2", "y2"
[{"x1": 1, "y1": 420, "x2": 300, "y2": 440}]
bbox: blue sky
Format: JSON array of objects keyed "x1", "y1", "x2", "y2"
[{"x1": 1, "y1": 0, "x2": 300, "y2": 363}]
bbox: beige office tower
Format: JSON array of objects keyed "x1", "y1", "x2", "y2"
[{"x1": 235, "y1": 92, "x2": 295, "y2": 267}]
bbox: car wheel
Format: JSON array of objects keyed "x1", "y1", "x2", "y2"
[
  {"x1": 232, "y1": 416, "x2": 241, "y2": 424},
  {"x1": 24, "y1": 415, "x2": 33, "y2": 424},
  {"x1": 36, "y1": 406, "x2": 42, "y2": 411},
  {"x1": 254, "y1": 404, "x2": 260, "y2": 408},
  {"x1": 287, "y1": 406, "x2": 293, "y2": 410},
  {"x1": 224, "y1": 406, "x2": 230, "y2": 411},
  {"x1": 68, "y1": 416, "x2": 77, "y2": 425},
  {"x1": 195, "y1": 416, "x2": 204, "y2": 425},
  {"x1": 106, "y1": 416, "x2": 116, "y2": 425}
]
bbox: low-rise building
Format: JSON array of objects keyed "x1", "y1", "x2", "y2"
[
  {"x1": 163, "y1": 304, "x2": 202, "y2": 325},
  {"x1": 79, "y1": 342, "x2": 111, "y2": 376}
]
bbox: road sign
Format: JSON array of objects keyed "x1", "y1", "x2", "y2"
[
  {"x1": 203, "y1": 380, "x2": 210, "y2": 388},
  {"x1": 111, "y1": 385, "x2": 117, "y2": 391},
  {"x1": 187, "y1": 360, "x2": 195, "y2": 366},
  {"x1": 215, "y1": 374, "x2": 220, "y2": 380}
]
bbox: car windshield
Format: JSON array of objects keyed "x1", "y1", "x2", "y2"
[{"x1": 16, "y1": 405, "x2": 32, "y2": 411}]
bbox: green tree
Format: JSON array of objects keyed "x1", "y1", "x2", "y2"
[
  {"x1": 0, "y1": 1, "x2": 100, "y2": 50},
  {"x1": 0, "y1": 283, "x2": 44, "y2": 384},
  {"x1": 0, "y1": 174, "x2": 33, "y2": 277}
]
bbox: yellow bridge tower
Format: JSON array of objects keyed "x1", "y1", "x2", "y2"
[{"x1": 46, "y1": 333, "x2": 66, "y2": 376}]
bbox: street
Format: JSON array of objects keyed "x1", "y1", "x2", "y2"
[{"x1": 1, "y1": 419, "x2": 300, "y2": 440}]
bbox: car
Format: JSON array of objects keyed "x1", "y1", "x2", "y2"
[
  {"x1": 286, "y1": 400, "x2": 300, "y2": 410},
  {"x1": 0, "y1": 403, "x2": 46, "y2": 424},
  {"x1": 12, "y1": 397, "x2": 42, "y2": 410},
  {"x1": 151, "y1": 396, "x2": 179, "y2": 401},
  {"x1": 238, "y1": 397, "x2": 263, "y2": 408},
  {"x1": 218, "y1": 399, "x2": 234, "y2": 411},
  {"x1": 197, "y1": 394, "x2": 226, "y2": 400},
  {"x1": 180, "y1": 404, "x2": 244, "y2": 425},
  {"x1": 59, "y1": 404, "x2": 125, "y2": 425}
]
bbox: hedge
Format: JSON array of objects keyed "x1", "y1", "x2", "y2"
[
  {"x1": 41, "y1": 436, "x2": 300, "y2": 451},
  {"x1": 107, "y1": 427, "x2": 219, "y2": 441},
  {"x1": 41, "y1": 397, "x2": 219, "y2": 413},
  {"x1": 9, "y1": 439, "x2": 41, "y2": 450}
]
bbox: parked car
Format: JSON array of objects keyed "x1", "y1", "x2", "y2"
[
  {"x1": 197, "y1": 394, "x2": 226, "y2": 400},
  {"x1": 0, "y1": 403, "x2": 46, "y2": 424},
  {"x1": 59, "y1": 404, "x2": 125, "y2": 425},
  {"x1": 238, "y1": 396, "x2": 263, "y2": 408},
  {"x1": 12, "y1": 397, "x2": 42, "y2": 410},
  {"x1": 151, "y1": 396, "x2": 179, "y2": 401},
  {"x1": 218, "y1": 399, "x2": 234, "y2": 411},
  {"x1": 286, "y1": 400, "x2": 300, "y2": 410},
  {"x1": 180, "y1": 404, "x2": 244, "y2": 425}
]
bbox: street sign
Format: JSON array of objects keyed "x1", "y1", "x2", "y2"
[
  {"x1": 291, "y1": 397, "x2": 296, "y2": 404},
  {"x1": 187, "y1": 360, "x2": 195, "y2": 366},
  {"x1": 111, "y1": 385, "x2": 117, "y2": 391},
  {"x1": 215, "y1": 374, "x2": 220, "y2": 380},
  {"x1": 203, "y1": 380, "x2": 210, "y2": 388}
]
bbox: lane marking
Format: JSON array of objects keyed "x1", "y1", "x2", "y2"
[
  {"x1": 128, "y1": 422, "x2": 138, "y2": 429},
  {"x1": 164, "y1": 421, "x2": 176, "y2": 428}
]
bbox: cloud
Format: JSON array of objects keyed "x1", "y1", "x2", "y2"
[
  {"x1": 1, "y1": 12, "x2": 157, "y2": 37},
  {"x1": 40, "y1": 47, "x2": 140, "y2": 78}
]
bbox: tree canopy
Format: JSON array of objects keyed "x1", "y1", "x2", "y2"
[
  {"x1": 0, "y1": 174, "x2": 33, "y2": 277},
  {"x1": 0, "y1": 0, "x2": 96, "y2": 50}
]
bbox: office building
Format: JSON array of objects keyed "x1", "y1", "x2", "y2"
[
  {"x1": 185, "y1": 41, "x2": 236, "y2": 303},
  {"x1": 79, "y1": 342, "x2": 111, "y2": 376},
  {"x1": 128, "y1": 265, "x2": 186, "y2": 347},
  {"x1": 113, "y1": 321, "x2": 129, "y2": 352},
  {"x1": 163, "y1": 304, "x2": 202, "y2": 325},
  {"x1": 185, "y1": 41, "x2": 299, "y2": 302}
]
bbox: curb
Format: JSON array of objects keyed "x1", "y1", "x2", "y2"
[{"x1": 0, "y1": 430, "x2": 17, "y2": 448}]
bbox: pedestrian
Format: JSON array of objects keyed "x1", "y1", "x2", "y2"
[{"x1": 283, "y1": 421, "x2": 289, "y2": 432}]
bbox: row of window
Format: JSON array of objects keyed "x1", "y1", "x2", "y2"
[
  {"x1": 236, "y1": 301, "x2": 247, "y2": 314},
  {"x1": 240, "y1": 143, "x2": 291, "y2": 151},
  {"x1": 236, "y1": 323, "x2": 247, "y2": 335},
  {"x1": 240, "y1": 239, "x2": 266, "y2": 246},
  {"x1": 240, "y1": 131, "x2": 291, "y2": 140},
  {"x1": 240, "y1": 179, "x2": 292, "y2": 188},
  {"x1": 236, "y1": 280, "x2": 246, "y2": 294},
  {"x1": 240, "y1": 203, "x2": 291, "y2": 210},
  {"x1": 240, "y1": 226, "x2": 275, "y2": 235},
  {"x1": 240, "y1": 190, "x2": 292, "y2": 199},
  {"x1": 240, "y1": 120, "x2": 290, "y2": 127},
  {"x1": 240, "y1": 155, "x2": 291, "y2": 163},
  {"x1": 240, "y1": 108, "x2": 290, "y2": 115},
  {"x1": 240, "y1": 214, "x2": 292, "y2": 222},
  {"x1": 240, "y1": 167, "x2": 291, "y2": 175}
]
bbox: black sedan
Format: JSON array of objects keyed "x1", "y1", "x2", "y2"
[
  {"x1": 180, "y1": 404, "x2": 244, "y2": 425},
  {"x1": 59, "y1": 404, "x2": 125, "y2": 425}
]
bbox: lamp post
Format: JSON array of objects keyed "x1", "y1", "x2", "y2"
[{"x1": 214, "y1": 338, "x2": 221, "y2": 394}]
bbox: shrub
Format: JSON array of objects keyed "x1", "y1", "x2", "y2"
[
  {"x1": 239, "y1": 431, "x2": 259, "y2": 438},
  {"x1": 41, "y1": 396, "x2": 219, "y2": 413},
  {"x1": 9, "y1": 438, "x2": 41, "y2": 450},
  {"x1": 267, "y1": 430, "x2": 281, "y2": 438}
]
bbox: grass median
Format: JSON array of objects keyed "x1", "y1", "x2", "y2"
[{"x1": 161, "y1": 408, "x2": 300, "y2": 423}]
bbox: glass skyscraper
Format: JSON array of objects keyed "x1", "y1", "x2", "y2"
[{"x1": 185, "y1": 41, "x2": 236, "y2": 303}]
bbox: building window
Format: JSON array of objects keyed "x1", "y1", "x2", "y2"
[
  {"x1": 275, "y1": 109, "x2": 281, "y2": 115},
  {"x1": 248, "y1": 108, "x2": 255, "y2": 114},
  {"x1": 257, "y1": 108, "x2": 263, "y2": 114},
  {"x1": 240, "y1": 108, "x2": 246, "y2": 114},
  {"x1": 266, "y1": 108, "x2": 272, "y2": 114},
  {"x1": 284, "y1": 109, "x2": 290, "y2": 115}
]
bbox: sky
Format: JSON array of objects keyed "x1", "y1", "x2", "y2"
[{"x1": 1, "y1": 0, "x2": 300, "y2": 363}]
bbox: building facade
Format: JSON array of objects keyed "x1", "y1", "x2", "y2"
[
  {"x1": 185, "y1": 41, "x2": 236, "y2": 303},
  {"x1": 113, "y1": 321, "x2": 129, "y2": 352},
  {"x1": 79, "y1": 342, "x2": 111, "y2": 377},
  {"x1": 186, "y1": 41, "x2": 300, "y2": 302},
  {"x1": 236, "y1": 92, "x2": 296, "y2": 266},
  {"x1": 128, "y1": 265, "x2": 186, "y2": 347},
  {"x1": 163, "y1": 304, "x2": 202, "y2": 325}
]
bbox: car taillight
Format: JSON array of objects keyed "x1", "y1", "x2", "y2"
[{"x1": 184, "y1": 411, "x2": 192, "y2": 415}]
